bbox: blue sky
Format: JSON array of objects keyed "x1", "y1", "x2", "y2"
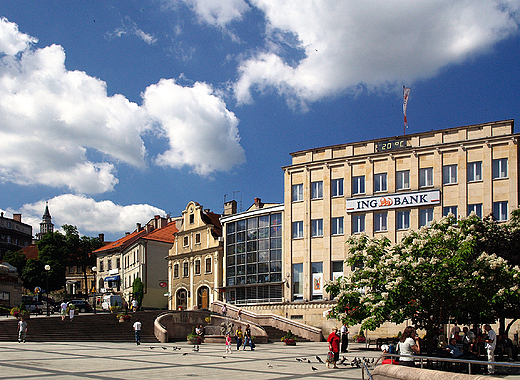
[{"x1": 1, "y1": 1, "x2": 519, "y2": 241}]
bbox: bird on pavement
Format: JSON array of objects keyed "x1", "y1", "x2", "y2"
[
  {"x1": 312, "y1": 366, "x2": 318, "y2": 371},
  {"x1": 316, "y1": 355, "x2": 324, "y2": 363},
  {"x1": 162, "y1": 347, "x2": 167, "y2": 350},
  {"x1": 267, "y1": 363, "x2": 273, "y2": 368}
]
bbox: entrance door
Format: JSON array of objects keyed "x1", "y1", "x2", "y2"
[
  {"x1": 176, "y1": 289, "x2": 187, "y2": 310},
  {"x1": 197, "y1": 286, "x2": 209, "y2": 309}
]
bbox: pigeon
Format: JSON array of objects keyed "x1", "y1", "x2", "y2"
[
  {"x1": 193, "y1": 345, "x2": 199, "y2": 352},
  {"x1": 301, "y1": 358, "x2": 307, "y2": 361},
  {"x1": 307, "y1": 359, "x2": 311, "y2": 364},
  {"x1": 316, "y1": 355, "x2": 324, "y2": 363},
  {"x1": 182, "y1": 352, "x2": 188, "y2": 356},
  {"x1": 267, "y1": 363, "x2": 273, "y2": 368},
  {"x1": 312, "y1": 366, "x2": 318, "y2": 371},
  {"x1": 162, "y1": 347, "x2": 167, "y2": 350},
  {"x1": 296, "y1": 358, "x2": 302, "y2": 362},
  {"x1": 223, "y1": 356, "x2": 227, "y2": 359},
  {"x1": 149, "y1": 347, "x2": 155, "y2": 349},
  {"x1": 338, "y1": 357, "x2": 346, "y2": 365}
]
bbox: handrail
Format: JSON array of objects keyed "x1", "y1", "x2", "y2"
[
  {"x1": 376, "y1": 353, "x2": 520, "y2": 375},
  {"x1": 361, "y1": 362, "x2": 374, "y2": 380}
]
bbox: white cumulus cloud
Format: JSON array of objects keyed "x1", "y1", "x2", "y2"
[
  {"x1": 189, "y1": 0, "x2": 520, "y2": 105},
  {"x1": 177, "y1": 0, "x2": 251, "y2": 27},
  {"x1": 143, "y1": 78, "x2": 246, "y2": 176},
  {"x1": 5, "y1": 195, "x2": 167, "y2": 239}
]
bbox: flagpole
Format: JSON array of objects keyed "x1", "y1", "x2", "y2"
[{"x1": 403, "y1": 86, "x2": 411, "y2": 136}]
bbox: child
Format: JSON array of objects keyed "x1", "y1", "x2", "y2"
[{"x1": 225, "y1": 332, "x2": 232, "y2": 353}]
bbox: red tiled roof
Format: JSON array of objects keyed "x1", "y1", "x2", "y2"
[
  {"x1": 20, "y1": 244, "x2": 39, "y2": 260},
  {"x1": 142, "y1": 221, "x2": 179, "y2": 243},
  {"x1": 93, "y1": 229, "x2": 147, "y2": 253}
]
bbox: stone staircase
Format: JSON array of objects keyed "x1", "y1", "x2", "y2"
[
  {"x1": 0, "y1": 311, "x2": 163, "y2": 342},
  {"x1": 261, "y1": 324, "x2": 310, "y2": 343}
]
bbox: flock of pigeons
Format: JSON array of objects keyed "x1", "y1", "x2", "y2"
[{"x1": 147, "y1": 345, "x2": 376, "y2": 372}]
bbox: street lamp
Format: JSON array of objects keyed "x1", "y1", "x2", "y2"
[
  {"x1": 91, "y1": 266, "x2": 97, "y2": 315},
  {"x1": 44, "y1": 264, "x2": 51, "y2": 316}
]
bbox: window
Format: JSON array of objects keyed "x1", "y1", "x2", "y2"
[
  {"x1": 331, "y1": 217, "x2": 344, "y2": 235},
  {"x1": 311, "y1": 262, "x2": 323, "y2": 300},
  {"x1": 420, "y1": 167, "x2": 434, "y2": 187},
  {"x1": 292, "y1": 221, "x2": 303, "y2": 239},
  {"x1": 183, "y1": 262, "x2": 189, "y2": 277},
  {"x1": 331, "y1": 261, "x2": 343, "y2": 281},
  {"x1": 468, "y1": 204, "x2": 482, "y2": 218},
  {"x1": 292, "y1": 184, "x2": 303, "y2": 202},
  {"x1": 396, "y1": 170, "x2": 410, "y2": 190},
  {"x1": 397, "y1": 210, "x2": 410, "y2": 230},
  {"x1": 374, "y1": 213, "x2": 387, "y2": 232},
  {"x1": 443, "y1": 206, "x2": 458, "y2": 217},
  {"x1": 311, "y1": 219, "x2": 323, "y2": 237},
  {"x1": 100, "y1": 261, "x2": 104, "y2": 272},
  {"x1": 68, "y1": 266, "x2": 75, "y2": 274},
  {"x1": 116, "y1": 258, "x2": 120, "y2": 269},
  {"x1": 174, "y1": 263, "x2": 179, "y2": 278},
  {"x1": 352, "y1": 214, "x2": 365, "y2": 233},
  {"x1": 420, "y1": 208, "x2": 434, "y2": 227},
  {"x1": 374, "y1": 173, "x2": 387, "y2": 192},
  {"x1": 293, "y1": 263, "x2": 303, "y2": 301},
  {"x1": 205, "y1": 257, "x2": 212, "y2": 273},
  {"x1": 493, "y1": 158, "x2": 508, "y2": 179},
  {"x1": 195, "y1": 233, "x2": 201, "y2": 244},
  {"x1": 493, "y1": 201, "x2": 508, "y2": 221},
  {"x1": 108, "y1": 259, "x2": 112, "y2": 271},
  {"x1": 352, "y1": 176, "x2": 365, "y2": 195},
  {"x1": 467, "y1": 161, "x2": 482, "y2": 182},
  {"x1": 443, "y1": 164, "x2": 457, "y2": 185},
  {"x1": 331, "y1": 179, "x2": 344, "y2": 197},
  {"x1": 183, "y1": 236, "x2": 189, "y2": 247},
  {"x1": 195, "y1": 259, "x2": 201, "y2": 275},
  {"x1": 311, "y1": 181, "x2": 323, "y2": 199},
  {"x1": 189, "y1": 213, "x2": 194, "y2": 224}
]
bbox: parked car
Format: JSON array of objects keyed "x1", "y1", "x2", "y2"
[
  {"x1": 68, "y1": 300, "x2": 93, "y2": 313},
  {"x1": 101, "y1": 294, "x2": 124, "y2": 311},
  {"x1": 22, "y1": 301, "x2": 44, "y2": 315}
]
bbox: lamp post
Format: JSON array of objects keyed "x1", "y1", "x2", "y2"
[
  {"x1": 44, "y1": 264, "x2": 51, "y2": 316},
  {"x1": 91, "y1": 266, "x2": 97, "y2": 314}
]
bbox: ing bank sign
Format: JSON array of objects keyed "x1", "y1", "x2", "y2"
[{"x1": 346, "y1": 189, "x2": 440, "y2": 213}]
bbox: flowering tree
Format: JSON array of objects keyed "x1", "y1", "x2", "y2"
[{"x1": 325, "y1": 213, "x2": 520, "y2": 350}]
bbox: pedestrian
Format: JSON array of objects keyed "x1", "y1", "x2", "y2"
[
  {"x1": 131, "y1": 298, "x2": 138, "y2": 312},
  {"x1": 326, "y1": 327, "x2": 340, "y2": 368},
  {"x1": 60, "y1": 300, "x2": 68, "y2": 321},
  {"x1": 398, "y1": 326, "x2": 420, "y2": 367},
  {"x1": 68, "y1": 302, "x2": 75, "y2": 321},
  {"x1": 123, "y1": 301, "x2": 129, "y2": 314},
  {"x1": 221, "y1": 304, "x2": 227, "y2": 317},
  {"x1": 340, "y1": 322, "x2": 349, "y2": 353},
  {"x1": 243, "y1": 324, "x2": 254, "y2": 350},
  {"x1": 225, "y1": 331, "x2": 232, "y2": 353},
  {"x1": 237, "y1": 308, "x2": 242, "y2": 321},
  {"x1": 236, "y1": 325, "x2": 243, "y2": 350},
  {"x1": 133, "y1": 318, "x2": 142, "y2": 345},
  {"x1": 484, "y1": 324, "x2": 497, "y2": 375},
  {"x1": 17, "y1": 317, "x2": 27, "y2": 343}
]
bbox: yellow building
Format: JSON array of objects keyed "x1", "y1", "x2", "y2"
[
  {"x1": 282, "y1": 119, "x2": 519, "y2": 306},
  {"x1": 167, "y1": 201, "x2": 223, "y2": 310}
]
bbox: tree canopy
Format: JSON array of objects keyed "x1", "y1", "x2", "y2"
[{"x1": 325, "y1": 213, "x2": 520, "y2": 342}]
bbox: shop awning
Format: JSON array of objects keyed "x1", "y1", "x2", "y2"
[{"x1": 104, "y1": 275, "x2": 120, "y2": 282}]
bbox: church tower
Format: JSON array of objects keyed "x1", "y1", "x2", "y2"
[{"x1": 37, "y1": 202, "x2": 54, "y2": 239}]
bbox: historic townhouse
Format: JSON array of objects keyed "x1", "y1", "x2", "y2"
[
  {"x1": 167, "y1": 201, "x2": 223, "y2": 310},
  {"x1": 282, "y1": 119, "x2": 519, "y2": 314}
]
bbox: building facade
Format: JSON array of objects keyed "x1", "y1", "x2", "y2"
[
  {"x1": 220, "y1": 198, "x2": 284, "y2": 305},
  {"x1": 0, "y1": 212, "x2": 32, "y2": 260},
  {"x1": 282, "y1": 119, "x2": 519, "y2": 304},
  {"x1": 167, "y1": 201, "x2": 223, "y2": 310}
]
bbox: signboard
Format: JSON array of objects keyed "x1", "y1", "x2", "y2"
[
  {"x1": 376, "y1": 138, "x2": 408, "y2": 152},
  {"x1": 159, "y1": 281, "x2": 167, "y2": 288},
  {"x1": 312, "y1": 273, "x2": 323, "y2": 295},
  {"x1": 346, "y1": 189, "x2": 440, "y2": 213}
]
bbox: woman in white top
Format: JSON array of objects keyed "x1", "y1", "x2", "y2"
[{"x1": 398, "y1": 326, "x2": 420, "y2": 367}]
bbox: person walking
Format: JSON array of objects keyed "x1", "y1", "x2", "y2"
[
  {"x1": 60, "y1": 301, "x2": 68, "y2": 321},
  {"x1": 131, "y1": 299, "x2": 138, "y2": 312},
  {"x1": 68, "y1": 302, "x2": 75, "y2": 321},
  {"x1": 235, "y1": 326, "x2": 243, "y2": 351},
  {"x1": 225, "y1": 332, "x2": 232, "y2": 353},
  {"x1": 243, "y1": 324, "x2": 254, "y2": 350},
  {"x1": 133, "y1": 318, "x2": 142, "y2": 345},
  {"x1": 17, "y1": 317, "x2": 27, "y2": 343},
  {"x1": 484, "y1": 324, "x2": 497, "y2": 375},
  {"x1": 326, "y1": 327, "x2": 340, "y2": 368},
  {"x1": 237, "y1": 308, "x2": 242, "y2": 321},
  {"x1": 221, "y1": 304, "x2": 227, "y2": 317},
  {"x1": 340, "y1": 323, "x2": 349, "y2": 353}
]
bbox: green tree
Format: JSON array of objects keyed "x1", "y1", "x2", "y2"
[
  {"x1": 132, "y1": 277, "x2": 145, "y2": 310},
  {"x1": 35, "y1": 231, "x2": 68, "y2": 292},
  {"x1": 325, "y1": 214, "x2": 520, "y2": 352},
  {"x1": 2, "y1": 250, "x2": 27, "y2": 278}
]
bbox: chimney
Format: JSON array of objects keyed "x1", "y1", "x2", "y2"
[
  {"x1": 98, "y1": 233, "x2": 104, "y2": 242},
  {"x1": 125, "y1": 232, "x2": 130, "y2": 236},
  {"x1": 254, "y1": 198, "x2": 262, "y2": 209},
  {"x1": 223, "y1": 200, "x2": 237, "y2": 216},
  {"x1": 13, "y1": 214, "x2": 22, "y2": 222},
  {"x1": 136, "y1": 223, "x2": 142, "y2": 231},
  {"x1": 146, "y1": 225, "x2": 152, "y2": 233}
]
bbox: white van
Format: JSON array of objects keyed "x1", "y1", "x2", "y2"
[{"x1": 101, "y1": 294, "x2": 124, "y2": 311}]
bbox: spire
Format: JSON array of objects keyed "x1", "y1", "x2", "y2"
[
  {"x1": 38, "y1": 201, "x2": 54, "y2": 239},
  {"x1": 43, "y1": 202, "x2": 51, "y2": 219}
]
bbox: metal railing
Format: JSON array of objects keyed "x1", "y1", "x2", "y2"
[
  {"x1": 375, "y1": 353, "x2": 520, "y2": 375},
  {"x1": 361, "y1": 362, "x2": 374, "y2": 380}
]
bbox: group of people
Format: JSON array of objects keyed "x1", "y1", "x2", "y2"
[
  {"x1": 231, "y1": 324, "x2": 254, "y2": 351},
  {"x1": 60, "y1": 301, "x2": 76, "y2": 321},
  {"x1": 325, "y1": 323, "x2": 349, "y2": 368}
]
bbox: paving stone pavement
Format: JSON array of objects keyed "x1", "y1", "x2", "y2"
[{"x1": 0, "y1": 341, "x2": 373, "y2": 379}]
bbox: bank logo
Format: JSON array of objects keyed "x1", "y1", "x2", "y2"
[{"x1": 346, "y1": 190, "x2": 440, "y2": 213}]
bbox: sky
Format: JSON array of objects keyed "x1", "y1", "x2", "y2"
[{"x1": 1, "y1": 0, "x2": 519, "y2": 242}]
